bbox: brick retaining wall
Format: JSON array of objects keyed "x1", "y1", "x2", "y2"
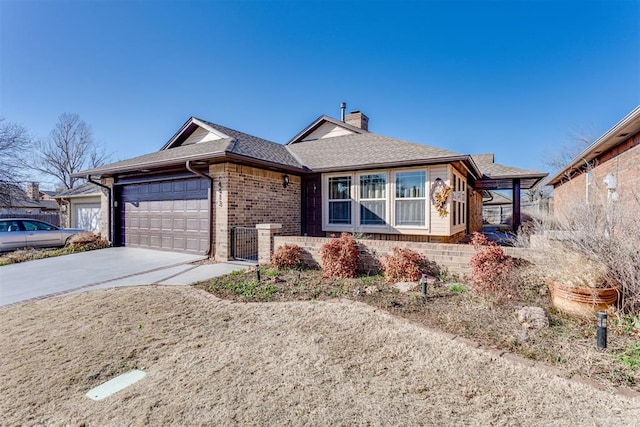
[{"x1": 272, "y1": 235, "x2": 534, "y2": 277}]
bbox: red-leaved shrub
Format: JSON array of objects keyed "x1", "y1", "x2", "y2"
[
  {"x1": 380, "y1": 247, "x2": 429, "y2": 282},
  {"x1": 271, "y1": 244, "x2": 304, "y2": 270},
  {"x1": 469, "y1": 232, "x2": 514, "y2": 297},
  {"x1": 320, "y1": 233, "x2": 359, "y2": 278}
]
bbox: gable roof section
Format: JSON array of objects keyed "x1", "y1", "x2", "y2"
[
  {"x1": 162, "y1": 117, "x2": 229, "y2": 149},
  {"x1": 287, "y1": 115, "x2": 367, "y2": 144},
  {"x1": 76, "y1": 117, "x2": 303, "y2": 177},
  {"x1": 547, "y1": 105, "x2": 640, "y2": 186},
  {"x1": 287, "y1": 132, "x2": 474, "y2": 172},
  {"x1": 197, "y1": 119, "x2": 302, "y2": 168}
]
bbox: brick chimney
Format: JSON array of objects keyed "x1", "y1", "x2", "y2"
[
  {"x1": 345, "y1": 110, "x2": 369, "y2": 131},
  {"x1": 26, "y1": 182, "x2": 40, "y2": 200}
]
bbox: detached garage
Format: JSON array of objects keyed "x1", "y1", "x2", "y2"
[{"x1": 116, "y1": 177, "x2": 210, "y2": 255}]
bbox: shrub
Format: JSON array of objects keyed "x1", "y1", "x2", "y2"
[
  {"x1": 469, "y1": 232, "x2": 514, "y2": 298},
  {"x1": 271, "y1": 244, "x2": 304, "y2": 270},
  {"x1": 379, "y1": 246, "x2": 429, "y2": 282},
  {"x1": 320, "y1": 233, "x2": 359, "y2": 278},
  {"x1": 68, "y1": 232, "x2": 110, "y2": 251}
]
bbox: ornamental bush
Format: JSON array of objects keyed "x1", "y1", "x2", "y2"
[
  {"x1": 320, "y1": 233, "x2": 359, "y2": 278},
  {"x1": 380, "y1": 246, "x2": 429, "y2": 282},
  {"x1": 271, "y1": 244, "x2": 304, "y2": 270},
  {"x1": 469, "y1": 232, "x2": 514, "y2": 298}
]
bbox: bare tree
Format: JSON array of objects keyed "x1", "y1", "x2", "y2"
[
  {"x1": 31, "y1": 113, "x2": 110, "y2": 190},
  {"x1": 543, "y1": 129, "x2": 593, "y2": 175},
  {"x1": 0, "y1": 117, "x2": 32, "y2": 205}
]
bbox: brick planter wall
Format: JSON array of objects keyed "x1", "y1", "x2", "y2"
[{"x1": 270, "y1": 235, "x2": 534, "y2": 277}]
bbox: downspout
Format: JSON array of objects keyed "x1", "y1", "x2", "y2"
[
  {"x1": 186, "y1": 160, "x2": 214, "y2": 257},
  {"x1": 87, "y1": 175, "x2": 113, "y2": 244}
]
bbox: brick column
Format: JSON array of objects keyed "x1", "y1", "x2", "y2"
[{"x1": 256, "y1": 223, "x2": 282, "y2": 264}]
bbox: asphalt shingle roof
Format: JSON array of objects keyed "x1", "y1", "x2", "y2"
[
  {"x1": 287, "y1": 133, "x2": 465, "y2": 171},
  {"x1": 472, "y1": 153, "x2": 542, "y2": 178},
  {"x1": 75, "y1": 116, "x2": 546, "y2": 186},
  {"x1": 78, "y1": 119, "x2": 303, "y2": 177},
  {"x1": 79, "y1": 138, "x2": 234, "y2": 176},
  {"x1": 199, "y1": 120, "x2": 302, "y2": 168},
  {"x1": 55, "y1": 182, "x2": 102, "y2": 197}
]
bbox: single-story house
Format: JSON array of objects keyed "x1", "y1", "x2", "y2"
[
  {"x1": 0, "y1": 182, "x2": 60, "y2": 216},
  {"x1": 54, "y1": 182, "x2": 103, "y2": 234},
  {"x1": 548, "y1": 105, "x2": 640, "y2": 219},
  {"x1": 75, "y1": 108, "x2": 546, "y2": 259}
]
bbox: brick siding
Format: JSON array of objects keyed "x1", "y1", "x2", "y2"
[
  {"x1": 553, "y1": 132, "x2": 640, "y2": 220},
  {"x1": 211, "y1": 163, "x2": 301, "y2": 260}
]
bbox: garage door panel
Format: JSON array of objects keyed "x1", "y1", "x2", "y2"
[{"x1": 119, "y1": 178, "x2": 209, "y2": 255}]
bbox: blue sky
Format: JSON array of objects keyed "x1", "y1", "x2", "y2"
[{"x1": 1, "y1": 0, "x2": 639, "y2": 190}]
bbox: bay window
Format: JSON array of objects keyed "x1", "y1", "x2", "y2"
[{"x1": 324, "y1": 168, "x2": 436, "y2": 232}]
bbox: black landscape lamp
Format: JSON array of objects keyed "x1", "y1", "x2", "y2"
[
  {"x1": 597, "y1": 312, "x2": 607, "y2": 350},
  {"x1": 421, "y1": 273, "x2": 427, "y2": 297}
]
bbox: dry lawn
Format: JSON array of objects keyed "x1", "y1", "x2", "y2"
[{"x1": 1, "y1": 285, "x2": 639, "y2": 426}]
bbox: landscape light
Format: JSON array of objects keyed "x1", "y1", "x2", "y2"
[{"x1": 597, "y1": 312, "x2": 607, "y2": 350}]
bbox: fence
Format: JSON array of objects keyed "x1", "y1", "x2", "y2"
[{"x1": 231, "y1": 226, "x2": 259, "y2": 262}]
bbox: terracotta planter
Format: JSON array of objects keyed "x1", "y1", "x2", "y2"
[{"x1": 548, "y1": 280, "x2": 619, "y2": 318}]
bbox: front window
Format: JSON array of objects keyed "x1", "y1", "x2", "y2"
[
  {"x1": 328, "y1": 176, "x2": 352, "y2": 224},
  {"x1": 360, "y1": 174, "x2": 386, "y2": 225},
  {"x1": 395, "y1": 171, "x2": 426, "y2": 226}
]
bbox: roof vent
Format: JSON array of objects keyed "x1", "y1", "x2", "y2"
[{"x1": 618, "y1": 133, "x2": 629, "y2": 138}]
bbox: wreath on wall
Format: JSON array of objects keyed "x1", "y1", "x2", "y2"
[{"x1": 431, "y1": 178, "x2": 452, "y2": 218}]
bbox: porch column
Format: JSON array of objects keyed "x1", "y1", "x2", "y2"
[
  {"x1": 512, "y1": 178, "x2": 521, "y2": 232},
  {"x1": 256, "y1": 223, "x2": 282, "y2": 264}
]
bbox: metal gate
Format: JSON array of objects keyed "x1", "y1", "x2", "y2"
[{"x1": 231, "y1": 226, "x2": 258, "y2": 261}]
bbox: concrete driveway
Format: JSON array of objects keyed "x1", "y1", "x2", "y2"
[{"x1": 0, "y1": 247, "x2": 250, "y2": 307}]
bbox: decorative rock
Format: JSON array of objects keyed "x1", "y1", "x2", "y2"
[
  {"x1": 518, "y1": 306, "x2": 549, "y2": 330},
  {"x1": 364, "y1": 286, "x2": 378, "y2": 295},
  {"x1": 393, "y1": 282, "x2": 416, "y2": 293},
  {"x1": 425, "y1": 274, "x2": 437, "y2": 285}
]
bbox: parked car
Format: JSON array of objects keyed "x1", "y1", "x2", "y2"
[{"x1": 0, "y1": 218, "x2": 86, "y2": 252}]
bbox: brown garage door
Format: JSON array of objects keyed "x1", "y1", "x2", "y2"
[{"x1": 119, "y1": 178, "x2": 209, "y2": 255}]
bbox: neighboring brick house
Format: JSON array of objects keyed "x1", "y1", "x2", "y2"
[
  {"x1": 75, "y1": 109, "x2": 546, "y2": 260},
  {"x1": 54, "y1": 182, "x2": 103, "y2": 234},
  {"x1": 548, "y1": 105, "x2": 640, "y2": 220},
  {"x1": 0, "y1": 182, "x2": 60, "y2": 216}
]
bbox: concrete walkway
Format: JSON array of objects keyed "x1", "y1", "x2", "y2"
[{"x1": 0, "y1": 247, "x2": 251, "y2": 307}]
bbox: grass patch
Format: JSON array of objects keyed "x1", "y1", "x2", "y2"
[
  {"x1": 448, "y1": 283, "x2": 468, "y2": 293},
  {"x1": 617, "y1": 343, "x2": 640, "y2": 370},
  {"x1": 194, "y1": 265, "x2": 640, "y2": 392}
]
